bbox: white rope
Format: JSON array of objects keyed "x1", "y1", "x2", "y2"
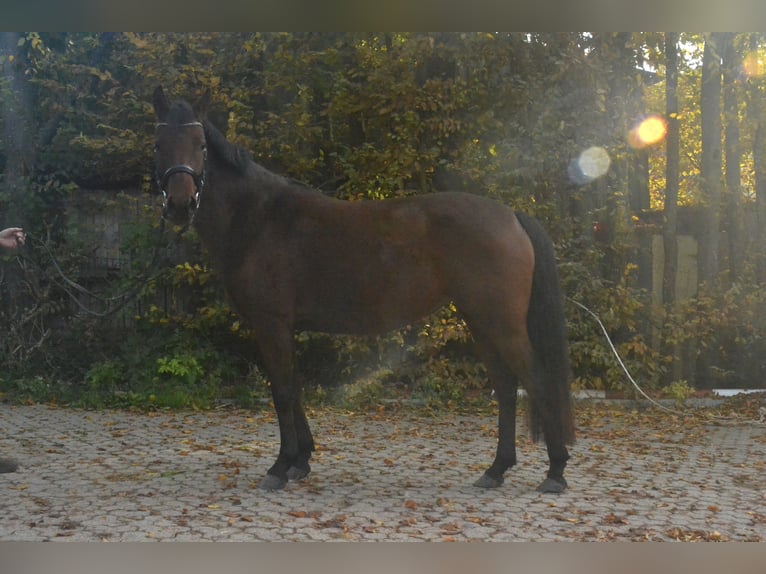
[
  {"x1": 568, "y1": 297, "x2": 766, "y2": 425},
  {"x1": 567, "y1": 297, "x2": 684, "y2": 415}
]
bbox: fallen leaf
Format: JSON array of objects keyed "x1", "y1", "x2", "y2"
[{"x1": 602, "y1": 513, "x2": 628, "y2": 525}]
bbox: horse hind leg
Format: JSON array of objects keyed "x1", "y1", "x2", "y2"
[
  {"x1": 476, "y1": 326, "x2": 569, "y2": 493},
  {"x1": 522, "y1": 351, "x2": 570, "y2": 494},
  {"x1": 473, "y1": 343, "x2": 519, "y2": 489},
  {"x1": 515, "y1": 330, "x2": 571, "y2": 493}
]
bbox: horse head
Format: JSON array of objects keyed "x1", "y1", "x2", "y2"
[{"x1": 152, "y1": 86, "x2": 207, "y2": 226}]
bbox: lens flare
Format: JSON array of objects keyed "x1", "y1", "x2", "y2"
[
  {"x1": 568, "y1": 146, "x2": 611, "y2": 185},
  {"x1": 629, "y1": 115, "x2": 667, "y2": 149}
]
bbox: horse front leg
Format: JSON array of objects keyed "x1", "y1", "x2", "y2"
[
  {"x1": 286, "y1": 396, "x2": 315, "y2": 481},
  {"x1": 254, "y1": 325, "x2": 303, "y2": 491}
]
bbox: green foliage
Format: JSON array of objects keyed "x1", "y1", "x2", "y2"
[
  {"x1": 74, "y1": 328, "x2": 255, "y2": 410},
  {"x1": 330, "y1": 369, "x2": 389, "y2": 410},
  {"x1": 1, "y1": 375, "x2": 63, "y2": 404},
  {"x1": 561, "y1": 238, "x2": 664, "y2": 394},
  {"x1": 662, "y1": 280, "x2": 766, "y2": 387},
  {"x1": 665, "y1": 379, "x2": 695, "y2": 404}
]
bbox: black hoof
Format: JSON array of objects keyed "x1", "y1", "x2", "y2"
[
  {"x1": 286, "y1": 464, "x2": 310, "y2": 481},
  {"x1": 259, "y1": 473, "x2": 287, "y2": 491},
  {"x1": 474, "y1": 472, "x2": 504, "y2": 489},
  {"x1": 536, "y1": 477, "x2": 567, "y2": 493},
  {"x1": 0, "y1": 458, "x2": 18, "y2": 473}
]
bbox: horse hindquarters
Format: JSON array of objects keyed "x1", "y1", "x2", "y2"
[{"x1": 467, "y1": 212, "x2": 573, "y2": 493}]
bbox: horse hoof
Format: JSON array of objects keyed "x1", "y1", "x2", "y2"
[
  {"x1": 286, "y1": 465, "x2": 310, "y2": 481},
  {"x1": 536, "y1": 477, "x2": 567, "y2": 493},
  {"x1": 474, "y1": 472, "x2": 504, "y2": 489},
  {"x1": 259, "y1": 474, "x2": 287, "y2": 491},
  {"x1": 0, "y1": 458, "x2": 18, "y2": 473}
]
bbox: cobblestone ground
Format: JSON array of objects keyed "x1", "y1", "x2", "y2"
[{"x1": 1, "y1": 402, "x2": 764, "y2": 541}]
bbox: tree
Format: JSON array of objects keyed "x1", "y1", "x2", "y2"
[
  {"x1": 0, "y1": 32, "x2": 34, "y2": 229},
  {"x1": 721, "y1": 32, "x2": 744, "y2": 282},
  {"x1": 660, "y1": 32, "x2": 681, "y2": 384},
  {"x1": 662, "y1": 32, "x2": 680, "y2": 307},
  {"x1": 699, "y1": 32, "x2": 724, "y2": 286},
  {"x1": 747, "y1": 34, "x2": 766, "y2": 283},
  {"x1": 1, "y1": 32, "x2": 36, "y2": 319}
]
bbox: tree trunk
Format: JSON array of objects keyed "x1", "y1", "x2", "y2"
[
  {"x1": 1, "y1": 33, "x2": 34, "y2": 307},
  {"x1": 748, "y1": 34, "x2": 766, "y2": 284},
  {"x1": 631, "y1": 148, "x2": 652, "y2": 291},
  {"x1": 597, "y1": 32, "x2": 641, "y2": 284},
  {"x1": 662, "y1": 32, "x2": 680, "y2": 307},
  {"x1": 699, "y1": 32, "x2": 723, "y2": 287},
  {"x1": 0, "y1": 32, "x2": 34, "y2": 226},
  {"x1": 661, "y1": 32, "x2": 681, "y2": 384},
  {"x1": 722, "y1": 32, "x2": 744, "y2": 283},
  {"x1": 697, "y1": 32, "x2": 725, "y2": 389}
]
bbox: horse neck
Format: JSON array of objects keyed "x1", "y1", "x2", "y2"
[
  {"x1": 192, "y1": 164, "x2": 238, "y2": 259},
  {"x1": 192, "y1": 159, "x2": 272, "y2": 263}
]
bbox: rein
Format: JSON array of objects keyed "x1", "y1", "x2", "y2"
[
  {"x1": 6, "y1": 122, "x2": 208, "y2": 319},
  {"x1": 15, "y1": 216, "x2": 172, "y2": 319}
]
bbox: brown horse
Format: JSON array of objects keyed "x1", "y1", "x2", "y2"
[{"x1": 152, "y1": 86, "x2": 574, "y2": 494}]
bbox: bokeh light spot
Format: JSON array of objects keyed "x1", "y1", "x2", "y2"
[
  {"x1": 629, "y1": 115, "x2": 667, "y2": 149},
  {"x1": 568, "y1": 146, "x2": 611, "y2": 185}
]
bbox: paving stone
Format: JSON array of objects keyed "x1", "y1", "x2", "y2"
[{"x1": 1, "y1": 403, "x2": 765, "y2": 541}]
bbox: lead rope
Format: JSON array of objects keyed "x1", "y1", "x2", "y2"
[
  {"x1": 567, "y1": 297, "x2": 680, "y2": 414},
  {"x1": 567, "y1": 297, "x2": 765, "y2": 424}
]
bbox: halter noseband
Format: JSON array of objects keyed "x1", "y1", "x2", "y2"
[{"x1": 155, "y1": 121, "x2": 207, "y2": 222}]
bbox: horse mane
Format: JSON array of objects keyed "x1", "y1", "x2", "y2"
[
  {"x1": 165, "y1": 100, "x2": 252, "y2": 176},
  {"x1": 202, "y1": 119, "x2": 252, "y2": 176}
]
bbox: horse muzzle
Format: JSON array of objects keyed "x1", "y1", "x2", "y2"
[{"x1": 158, "y1": 164, "x2": 204, "y2": 226}]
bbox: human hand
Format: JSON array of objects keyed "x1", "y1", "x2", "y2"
[{"x1": 0, "y1": 227, "x2": 25, "y2": 251}]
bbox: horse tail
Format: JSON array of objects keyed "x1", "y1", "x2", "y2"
[{"x1": 515, "y1": 212, "x2": 575, "y2": 446}]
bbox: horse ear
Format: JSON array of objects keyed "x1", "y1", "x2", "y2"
[
  {"x1": 193, "y1": 88, "x2": 212, "y2": 117},
  {"x1": 153, "y1": 85, "x2": 170, "y2": 120}
]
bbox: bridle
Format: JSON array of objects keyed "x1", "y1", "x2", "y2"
[{"x1": 155, "y1": 121, "x2": 207, "y2": 223}]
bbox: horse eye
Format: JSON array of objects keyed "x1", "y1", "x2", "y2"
[{"x1": 153, "y1": 143, "x2": 160, "y2": 153}]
